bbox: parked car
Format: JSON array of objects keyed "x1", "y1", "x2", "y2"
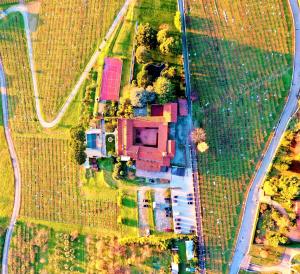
[
  {"x1": 173, "y1": 199, "x2": 178, "y2": 203},
  {"x1": 188, "y1": 201, "x2": 193, "y2": 205},
  {"x1": 175, "y1": 226, "x2": 181, "y2": 230},
  {"x1": 175, "y1": 218, "x2": 181, "y2": 222},
  {"x1": 187, "y1": 197, "x2": 193, "y2": 201},
  {"x1": 164, "y1": 197, "x2": 171, "y2": 202},
  {"x1": 143, "y1": 204, "x2": 151, "y2": 208},
  {"x1": 174, "y1": 195, "x2": 178, "y2": 198},
  {"x1": 187, "y1": 193, "x2": 193, "y2": 197},
  {"x1": 143, "y1": 199, "x2": 150, "y2": 203},
  {"x1": 176, "y1": 222, "x2": 181, "y2": 226},
  {"x1": 164, "y1": 228, "x2": 173, "y2": 232}
]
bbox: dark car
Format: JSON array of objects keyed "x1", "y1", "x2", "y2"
[
  {"x1": 143, "y1": 204, "x2": 150, "y2": 208},
  {"x1": 175, "y1": 226, "x2": 181, "y2": 230},
  {"x1": 176, "y1": 222, "x2": 181, "y2": 226},
  {"x1": 187, "y1": 193, "x2": 193, "y2": 197},
  {"x1": 174, "y1": 195, "x2": 178, "y2": 198},
  {"x1": 143, "y1": 199, "x2": 150, "y2": 203},
  {"x1": 188, "y1": 201, "x2": 193, "y2": 205},
  {"x1": 175, "y1": 218, "x2": 181, "y2": 222},
  {"x1": 164, "y1": 197, "x2": 171, "y2": 202},
  {"x1": 187, "y1": 197, "x2": 193, "y2": 201}
]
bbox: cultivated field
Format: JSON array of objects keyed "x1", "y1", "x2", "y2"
[
  {"x1": 185, "y1": 0, "x2": 294, "y2": 272},
  {"x1": 8, "y1": 221, "x2": 171, "y2": 273},
  {"x1": 29, "y1": 0, "x2": 124, "y2": 121}
]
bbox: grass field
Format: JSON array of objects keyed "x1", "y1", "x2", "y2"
[{"x1": 185, "y1": 0, "x2": 294, "y2": 272}]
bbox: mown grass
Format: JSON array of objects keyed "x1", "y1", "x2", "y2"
[{"x1": 186, "y1": 0, "x2": 294, "y2": 272}]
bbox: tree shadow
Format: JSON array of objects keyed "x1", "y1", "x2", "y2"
[
  {"x1": 123, "y1": 218, "x2": 138, "y2": 227},
  {"x1": 122, "y1": 196, "x2": 137, "y2": 208}
]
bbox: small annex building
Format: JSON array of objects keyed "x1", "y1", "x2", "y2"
[
  {"x1": 117, "y1": 103, "x2": 178, "y2": 173},
  {"x1": 100, "y1": 57, "x2": 123, "y2": 101}
]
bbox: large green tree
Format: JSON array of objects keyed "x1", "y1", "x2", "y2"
[
  {"x1": 136, "y1": 23, "x2": 157, "y2": 49},
  {"x1": 153, "y1": 77, "x2": 176, "y2": 104}
]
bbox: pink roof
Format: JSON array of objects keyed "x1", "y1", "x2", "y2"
[
  {"x1": 178, "y1": 98, "x2": 188, "y2": 116},
  {"x1": 100, "y1": 58, "x2": 123, "y2": 101}
]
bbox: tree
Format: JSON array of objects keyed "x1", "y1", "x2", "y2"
[
  {"x1": 174, "y1": 11, "x2": 182, "y2": 32},
  {"x1": 266, "y1": 231, "x2": 288, "y2": 247},
  {"x1": 159, "y1": 36, "x2": 182, "y2": 55},
  {"x1": 153, "y1": 76, "x2": 176, "y2": 104},
  {"x1": 70, "y1": 125, "x2": 85, "y2": 142},
  {"x1": 263, "y1": 179, "x2": 278, "y2": 196},
  {"x1": 136, "y1": 23, "x2": 157, "y2": 49},
  {"x1": 191, "y1": 128, "x2": 206, "y2": 144},
  {"x1": 135, "y1": 46, "x2": 152, "y2": 64},
  {"x1": 130, "y1": 87, "x2": 156, "y2": 108},
  {"x1": 137, "y1": 67, "x2": 152, "y2": 88},
  {"x1": 70, "y1": 140, "x2": 87, "y2": 165},
  {"x1": 157, "y1": 29, "x2": 169, "y2": 44},
  {"x1": 197, "y1": 142, "x2": 209, "y2": 153},
  {"x1": 161, "y1": 66, "x2": 177, "y2": 79}
]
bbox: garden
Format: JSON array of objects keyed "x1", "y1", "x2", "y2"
[{"x1": 186, "y1": 0, "x2": 294, "y2": 272}]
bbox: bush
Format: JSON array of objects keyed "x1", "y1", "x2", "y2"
[
  {"x1": 153, "y1": 76, "x2": 176, "y2": 104},
  {"x1": 159, "y1": 36, "x2": 182, "y2": 55},
  {"x1": 157, "y1": 29, "x2": 169, "y2": 44},
  {"x1": 112, "y1": 162, "x2": 122, "y2": 180},
  {"x1": 70, "y1": 125, "x2": 85, "y2": 142},
  {"x1": 136, "y1": 23, "x2": 157, "y2": 49},
  {"x1": 135, "y1": 46, "x2": 152, "y2": 64},
  {"x1": 137, "y1": 66, "x2": 152, "y2": 88},
  {"x1": 161, "y1": 66, "x2": 177, "y2": 79},
  {"x1": 117, "y1": 98, "x2": 134, "y2": 118},
  {"x1": 70, "y1": 140, "x2": 87, "y2": 165},
  {"x1": 130, "y1": 87, "x2": 156, "y2": 108},
  {"x1": 174, "y1": 11, "x2": 182, "y2": 32}
]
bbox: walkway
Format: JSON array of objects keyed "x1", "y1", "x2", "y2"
[
  {"x1": 0, "y1": 1, "x2": 133, "y2": 273},
  {"x1": 230, "y1": 0, "x2": 300, "y2": 272}
]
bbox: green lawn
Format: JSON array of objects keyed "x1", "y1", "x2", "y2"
[{"x1": 249, "y1": 245, "x2": 285, "y2": 266}]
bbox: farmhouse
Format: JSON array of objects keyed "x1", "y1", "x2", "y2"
[
  {"x1": 117, "y1": 103, "x2": 177, "y2": 173},
  {"x1": 100, "y1": 57, "x2": 123, "y2": 101}
]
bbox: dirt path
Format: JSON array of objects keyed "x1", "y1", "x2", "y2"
[{"x1": 0, "y1": 1, "x2": 133, "y2": 273}]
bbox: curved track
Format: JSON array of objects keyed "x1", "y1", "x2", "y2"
[
  {"x1": 230, "y1": 0, "x2": 300, "y2": 272},
  {"x1": 0, "y1": 1, "x2": 132, "y2": 273}
]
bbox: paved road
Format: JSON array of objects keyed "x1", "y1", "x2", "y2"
[
  {"x1": 230, "y1": 0, "x2": 300, "y2": 272},
  {"x1": 178, "y1": 0, "x2": 206, "y2": 271},
  {"x1": 0, "y1": 1, "x2": 132, "y2": 273}
]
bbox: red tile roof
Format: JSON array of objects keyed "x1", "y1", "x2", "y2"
[
  {"x1": 100, "y1": 57, "x2": 123, "y2": 101},
  {"x1": 117, "y1": 103, "x2": 177, "y2": 172}
]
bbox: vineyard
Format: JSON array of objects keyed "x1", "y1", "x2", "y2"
[
  {"x1": 185, "y1": 0, "x2": 294, "y2": 272},
  {"x1": 8, "y1": 221, "x2": 171, "y2": 273},
  {"x1": 30, "y1": 0, "x2": 124, "y2": 121}
]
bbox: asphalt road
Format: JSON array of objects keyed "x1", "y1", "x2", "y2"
[
  {"x1": 0, "y1": 1, "x2": 132, "y2": 273},
  {"x1": 229, "y1": 0, "x2": 300, "y2": 272},
  {"x1": 178, "y1": 0, "x2": 206, "y2": 271}
]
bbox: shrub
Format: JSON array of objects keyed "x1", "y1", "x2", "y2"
[
  {"x1": 130, "y1": 87, "x2": 156, "y2": 108},
  {"x1": 157, "y1": 29, "x2": 169, "y2": 44},
  {"x1": 137, "y1": 66, "x2": 152, "y2": 88},
  {"x1": 70, "y1": 140, "x2": 87, "y2": 165},
  {"x1": 70, "y1": 125, "x2": 85, "y2": 142},
  {"x1": 197, "y1": 142, "x2": 209, "y2": 153},
  {"x1": 135, "y1": 46, "x2": 152, "y2": 64},
  {"x1": 174, "y1": 11, "x2": 182, "y2": 32},
  {"x1": 153, "y1": 76, "x2": 176, "y2": 104}
]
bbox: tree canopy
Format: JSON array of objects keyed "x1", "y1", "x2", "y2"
[
  {"x1": 153, "y1": 76, "x2": 176, "y2": 104},
  {"x1": 135, "y1": 46, "x2": 152, "y2": 64},
  {"x1": 136, "y1": 23, "x2": 157, "y2": 49}
]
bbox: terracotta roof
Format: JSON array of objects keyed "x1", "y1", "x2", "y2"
[
  {"x1": 100, "y1": 57, "x2": 123, "y2": 101},
  {"x1": 117, "y1": 104, "x2": 177, "y2": 172},
  {"x1": 163, "y1": 103, "x2": 178, "y2": 123},
  {"x1": 178, "y1": 98, "x2": 188, "y2": 116}
]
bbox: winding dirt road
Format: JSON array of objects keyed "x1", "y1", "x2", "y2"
[{"x1": 0, "y1": 1, "x2": 132, "y2": 273}]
